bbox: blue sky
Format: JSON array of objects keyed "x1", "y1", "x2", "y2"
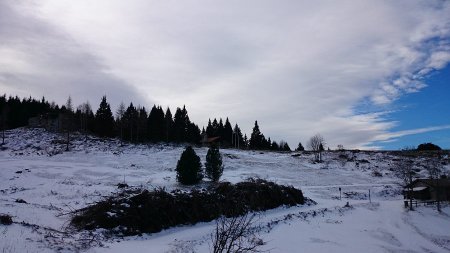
[
  {"x1": 1, "y1": 1, "x2": 450, "y2": 150},
  {"x1": 372, "y1": 65, "x2": 450, "y2": 150}
]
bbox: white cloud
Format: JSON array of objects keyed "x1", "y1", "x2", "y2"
[
  {"x1": 374, "y1": 125, "x2": 450, "y2": 143},
  {"x1": 1, "y1": 0, "x2": 450, "y2": 148}
]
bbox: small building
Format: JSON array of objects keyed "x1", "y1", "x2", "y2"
[
  {"x1": 404, "y1": 178, "x2": 450, "y2": 201},
  {"x1": 201, "y1": 134, "x2": 220, "y2": 146}
]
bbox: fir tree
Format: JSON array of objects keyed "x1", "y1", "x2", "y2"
[
  {"x1": 123, "y1": 103, "x2": 138, "y2": 142},
  {"x1": 223, "y1": 118, "x2": 233, "y2": 147},
  {"x1": 148, "y1": 105, "x2": 165, "y2": 142},
  {"x1": 164, "y1": 107, "x2": 173, "y2": 142},
  {"x1": 176, "y1": 146, "x2": 203, "y2": 185},
  {"x1": 296, "y1": 142, "x2": 305, "y2": 151},
  {"x1": 205, "y1": 144, "x2": 224, "y2": 182},
  {"x1": 249, "y1": 121, "x2": 264, "y2": 150},
  {"x1": 94, "y1": 96, "x2": 115, "y2": 137}
]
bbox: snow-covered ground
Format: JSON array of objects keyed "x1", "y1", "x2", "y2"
[{"x1": 0, "y1": 128, "x2": 449, "y2": 252}]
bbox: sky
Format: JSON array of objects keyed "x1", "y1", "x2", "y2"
[{"x1": 0, "y1": 0, "x2": 449, "y2": 150}]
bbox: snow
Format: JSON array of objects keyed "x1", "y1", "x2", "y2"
[{"x1": 0, "y1": 127, "x2": 449, "y2": 252}]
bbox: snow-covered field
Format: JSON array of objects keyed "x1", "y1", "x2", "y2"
[{"x1": 1, "y1": 128, "x2": 449, "y2": 253}]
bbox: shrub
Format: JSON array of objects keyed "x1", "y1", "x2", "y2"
[
  {"x1": 71, "y1": 179, "x2": 305, "y2": 236},
  {"x1": 176, "y1": 146, "x2": 203, "y2": 185},
  {"x1": 417, "y1": 143, "x2": 442, "y2": 151},
  {"x1": 205, "y1": 145, "x2": 224, "y2": 182},
  {"x1": 0, "y1": 214, "x2": 13, "y2": 225}
]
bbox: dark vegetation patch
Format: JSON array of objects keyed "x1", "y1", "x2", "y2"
[
  {"x1": 0, "y1": 214, "x2": 13, "y2": 225},
  {"x1": 71, "y1": 179, "x2": 305, "y2": 236}
]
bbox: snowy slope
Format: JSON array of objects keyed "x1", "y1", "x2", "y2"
[{"x1": 0, "y1": 128, "x2": 449, "y2": 252}]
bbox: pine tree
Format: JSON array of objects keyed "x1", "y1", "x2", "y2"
[
  {"x1": 136, "y1": 106, "x2": 148, "y2": 142},
  {"x1": 176, "y1": 146, "x2": 203, "y2": 185},
  {"x1": 173, "y1": 106, "x2": 191, "y2": 142},
  {"x1": 123, "y1": 103, "x2": 138, "y2": 142},
  {"x1": 296, "y1": 142, "x2": 305, "y2": 151},
  {"x1": 205, "y1": 144, "x2": 224, "y2": 182},
  {"x1": 94, "y1": 96, "x2": 115, "y2": 137},
  {"x1": 249, "y1": 121, "x2": 264, "y2": 150},
  {"x1": 164, "y1": 107, "x2": 173, "y2": 142},
  {"x1": 148, "y1": 105, "x2": 165, "y2": 142},
  {"x1": 223, "y1": 118, "x2": 233, "y2": 147}
]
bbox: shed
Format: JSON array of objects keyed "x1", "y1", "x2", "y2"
[{"x1": 404, "y1": 178, "x2": 450, "y2": 201}]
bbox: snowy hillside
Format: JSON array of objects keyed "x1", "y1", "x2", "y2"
[{"x1": 0, "y1": 128, "x2": 449, "y2": 252}]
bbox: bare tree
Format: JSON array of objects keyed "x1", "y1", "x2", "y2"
[
  {"x1": 61, "y1": 96, "x2": 74, "y2": 151},
  {"x1": 308, "y1": 134, "x2": 325, "y2": 162},
  {"x1": 425, "y1": 156, "x2": 443, "y2": 212},
  {"x1": 337, "y1": 144, "x2": 344, "y2": 151},
  {"x1": 211, "y1": 213, "x2": 265, "y2": 253},
  {"x1": 77, "y1": 101, "x2": 92, "y2": 139},
  {"x1": 393, "y1": 155, "x2": 415, "y2": 210},
  {"x1": 1, "y1": 104, "x2": 8, "y2": 145},
  {"x1": 116, "y1": 102, "x2": 126, "y2": 144}
]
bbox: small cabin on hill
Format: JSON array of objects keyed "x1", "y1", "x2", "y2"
[{"x1": 404, "y1": 178, "x2": 450, "y2": 201}]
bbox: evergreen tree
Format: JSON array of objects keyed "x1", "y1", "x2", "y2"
[
  {"x1": 211, "y1": 118, "x2": 219, "y2": 136},
  {"x1": 65, "y1": 96, "x2": 73, "y2": 113},
  {"x1": 271, "y1": 141, "x2": 279, "y2": 150},
  {"x1": 136, "y1": 106, "x2": 148, "y2": 142},
  {"x1": 206, "y1": 119, "x2": 214, "y2": 136},
  {"x1": 115, "y1": 102, "x2": 126, "y2": 142},
  {"x1": 176, "y1": 146, "x2": 203, "y2": 185},
  {"x1": 232, "y1": 124, "x2": 244, "y2": 149},
  {"x1": 223, "y1": 118, "x2": 233, "y2": 147},
  {"x1": 173, "y1": 106, "x2": 190, "y2": 142},
  {"x1": 205, "y1": 144, "x2": 224, "y2": 182},
  {"x1": 164, "y1": 107, "x2": 173, "y2": 142},
  {"x1": 186, "y1": 122, "x2": 201, "y2": 144},
  {"x1": 218, "y1": 118, "x2": 224, "y2": 141},
  {"x1": 123, "y1": 103, "x2": 138, "y2": 142},
  {"x1": 94, "y1": 96, "x2": 115, "y2": 137},
  {"x1": 296, "y1": 142, "x2": 305, "y2": 151},
  {"x1": 279, "y1": 141, "x2": 291, "y2": 151},
  {"x1": 148, "y1": 105, "x2": 165, "y2": 142},
  {"x1": 249, "y1": 121, "x2": 264, "y2": 150}
]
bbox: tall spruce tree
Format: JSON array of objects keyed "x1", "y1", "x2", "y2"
[
  {"x1": 123, "y1": 103, "x2": 138, "y2": 142},
  {"x1": 148, "y1": 105, "x2": 164, "y2": 142},
  {"x1": 223, "y1": 118, "x2": 233, "y2": 147},
  {"x1": 136, "y1": 106, "x2": 148, "y2": 142},
  {"x1": 173, "y1": 106, "x2": 190, "y2": 142},
  {"x1": 164, "y1": 107, "x2": 173, "y2": 142},
  {"x1": 94, "y1": 96, "x2": 115, "y2": 137},
  {"x1": 249, "y1": 121, "x2": 264, "y2": 150}
]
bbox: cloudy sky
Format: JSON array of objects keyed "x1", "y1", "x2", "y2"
[{"x1": 1, "y1": 0, "x2": 450, "y2": 149}]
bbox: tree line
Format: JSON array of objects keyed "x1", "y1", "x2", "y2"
[{"x1": 0, "y1": 94, "x2": 294, "y2": 151}]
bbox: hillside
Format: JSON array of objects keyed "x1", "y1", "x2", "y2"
[{"x1": 0, "y1": 127, "x2": 449, "y2": 252}]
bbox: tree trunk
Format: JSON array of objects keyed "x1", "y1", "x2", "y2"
[
  {"x1": 66, "y1": 131, "x2": 70, "y2": 151},
  {"x1": 436, "y1": 178, "x2": 441, "y2": 212}
]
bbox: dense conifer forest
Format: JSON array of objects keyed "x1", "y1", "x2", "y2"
[{"x1": 0, "y1": 94, "x2": 291, "y2": 151}]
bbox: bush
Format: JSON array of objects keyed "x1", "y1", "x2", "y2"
[
  {"x1": 417, "y1": 143, "x2": 442, "y2": 151},
  {"x1": 0, "y1": 214, "x2": 13, "y2": 225},
  {"x1": 205, "y1": 145, "x2": 224, "y2": 182},
  {"x1": 176, "y1": 146, "x2": 203, "y2": 185},
  {"x1": 71, "y1": 179, "x2": 305, "y2": 236}
]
